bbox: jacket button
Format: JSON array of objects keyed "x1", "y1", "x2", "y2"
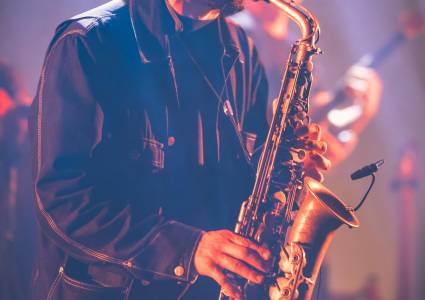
[
  {"x1": 174, "y1": 265, "x2": 185, "y2": 277},
  {"x1": 168, "y1": 136, "x2": 176, "y2": 146},
  {"x1": 141, "y1": 280, "x2": 151, "y2": 286}
]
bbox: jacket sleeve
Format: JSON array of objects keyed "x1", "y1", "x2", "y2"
[{"x1": 31, "y1": 24, "x2": 202, "y2": 283}]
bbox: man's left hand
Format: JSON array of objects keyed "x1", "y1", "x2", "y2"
[
  {"x1": 292, "y1": 123, "x2": 331, "y2": 182},
  {"x1": 272, "y1": 99, "x2": 331, "y2": 182}
]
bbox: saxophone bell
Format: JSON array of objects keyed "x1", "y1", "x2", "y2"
[{"x1": 269, "y1": 177, "x2": 359, "y2": 299}]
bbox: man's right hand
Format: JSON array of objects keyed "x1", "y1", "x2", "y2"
[{"x1": 194, "y1": 230, "x2": 272, "y2": 299}]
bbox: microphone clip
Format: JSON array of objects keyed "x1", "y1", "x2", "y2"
[
  {"x1": 351, "y1": 159, "x2": 384, "y2": 180},
  {"x1": 350, "y1": 159, "x2": 384, "y2": 211}
]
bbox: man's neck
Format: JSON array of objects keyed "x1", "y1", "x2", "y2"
[{"x1": 167, "y1": 0, "x2": 220, "y2": 21}]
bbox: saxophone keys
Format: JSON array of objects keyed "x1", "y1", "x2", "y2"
[
  {"x1": 287, "y1": 148, "x2": 306, "y2": 162},
  {"x1": 297, "y1": 149, "x2": 306, "y2": 160},
  {"x1": 272, "y1": 191, "x2": 287, "y2": 204},
  {"x1": 269, "y1": 277, "x2": 300, "y2": 300}
]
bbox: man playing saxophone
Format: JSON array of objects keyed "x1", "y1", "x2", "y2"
[{"x1": 31, "y1": 0, "x2": 330, "y2": 299}]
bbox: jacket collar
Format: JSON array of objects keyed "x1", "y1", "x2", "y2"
[{"x1": 128, "y1": 0, "x2": 240, "y2": 64}]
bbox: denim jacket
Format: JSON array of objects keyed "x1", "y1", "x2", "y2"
[{"x1": 30, "y1": 0, "x2": 268, "y2": 299}]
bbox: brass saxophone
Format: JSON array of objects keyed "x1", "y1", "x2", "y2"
[{"x1": 220, "y1": 1, "x2": 360, "y2": 299}]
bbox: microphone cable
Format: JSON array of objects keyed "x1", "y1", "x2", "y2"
[{"x1": 351, "y1": 159, "x2": 384, "y2": 211}]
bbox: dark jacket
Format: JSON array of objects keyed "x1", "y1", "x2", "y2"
[{"x1": 30, "y1": 0, "x2": 268, "y2": 299}]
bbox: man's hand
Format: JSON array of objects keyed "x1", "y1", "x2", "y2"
[
  {"x1": 344, "y1": 65, "x2": 382, "y2": 123},
  {"x1": 293, "y1": 123, "x2": 331, "y2": 182},
  {"x1": 272, "y1": 99, "x2": 331, "y2": 182},
  {"x1": 194, "y1": 230, "x2": 272, "y2": 299}
]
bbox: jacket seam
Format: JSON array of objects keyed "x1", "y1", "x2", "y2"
[
  {"x1": 46, "y1": 267, "x2": 63, "y2": 300},
  {"x1": 124, "y1": 278, "x2": 135, "y2": 300},
  {"x1": 127, "y1": 266, "x2": 185, "y2": 281},
  {"x1": 62, "y1": 277, "x2": 103, "y2": 292},
  {"x1": 64, "y1": 13, "x2": 112, "y2": 33},
  {"x1": 35, "y1": 29, "x2": 128, "y2": 268},
  {"x1": 128, "y1": 0, "x2": 149, "y2": 63},
  {"x1": 62, "y1": 272, "x2": 123, "y2": 292},
  {"x1": 186, "y1": 230, "x2": 204, "y2": 282}
]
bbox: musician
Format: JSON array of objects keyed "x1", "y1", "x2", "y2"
[
  {"x1": 30, "y1": 0, "x2": 330, "y2": 299},
  {"x1": 235, "y1": 1, "x2": 382, "y2": 166}
]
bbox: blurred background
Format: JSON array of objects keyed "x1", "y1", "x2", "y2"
[{"x1": 0, "y1": 0, "x2": 424, "y2": 299}]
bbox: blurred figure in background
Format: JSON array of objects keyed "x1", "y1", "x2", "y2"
[
  {"x1": 311, "y1": 65, "x2": 381, "y2": 166},
  {"x1": 0, "y1": 60, "x2": 34, "y2": 300},
  {"x1": 232, "y1": 1, "x2": 382, "y2": 166}
]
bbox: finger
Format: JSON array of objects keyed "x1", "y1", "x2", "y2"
[
  {"x1": 304, "y1": 167, "x2": 324, "y2": 182},
  {"x1": 216, "y1": 253, "x2": 264, "y2": 284},
  {"x1": 228, "y1": 233, "x2": 271, "y2": 261},
  {"x1": 293, "y1": 140, "x2": 327, "y2": 153},
  {"x1": 222, "y1": 241, "x2": 271, "y2": 273},
  {"x1": 309, "y1": 153, "x2": 331, "y2": 170},
  {"x1": 308, "y1": 123, "x2": 321, "y2": 140},
  {"x1": 210, "y1": 265, "x2": 243, "y2": 299},
  {"x1": 311, "y1": 141, "x2": 327, "y2": 153},
  {"x1": 295, "y1": 123, "x2": 321, "y2": 140}
]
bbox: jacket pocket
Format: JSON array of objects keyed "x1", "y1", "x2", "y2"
[
  {"x1": 47, "y1": 266, "x2": 130, "y2": 300},
  {"x1": 128, "y1": 138, "x2": 165, "y2": 172},
  {"x1": 142, "y1": 138, "x2": 165, "y2": 170},
  {"x1": 242, "y1": 131, "x2": 257, "y2": 157}
]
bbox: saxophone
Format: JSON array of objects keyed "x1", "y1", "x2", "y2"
[{"x1": 220, "y1": 1, "x2": 360, "y2": 299}]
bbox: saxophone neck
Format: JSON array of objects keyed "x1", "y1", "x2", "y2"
[{"x1": 265, "y1": 0, "x2": 320, "y2": 46}]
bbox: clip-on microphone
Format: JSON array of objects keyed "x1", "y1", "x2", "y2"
[{"x1": 350, "y1": 159, "x2": 384, "y2": 211}]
